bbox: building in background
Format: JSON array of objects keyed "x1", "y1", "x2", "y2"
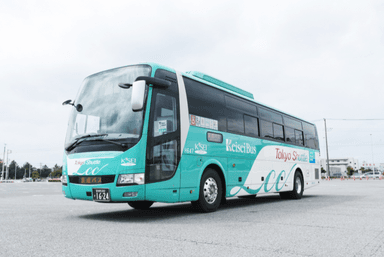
[
  {"x1": 320, "y1": 158, "x2": 359, "y2": 177},
  {"x1": 361, "y1": 161, "x2": 383, "y2": 172}
]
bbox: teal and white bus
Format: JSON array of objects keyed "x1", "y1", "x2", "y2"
[{"x1": 62, "y1": 63, "x2": 320, "y2": 212}]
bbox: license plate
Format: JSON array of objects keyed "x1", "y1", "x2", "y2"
[
  {"x1": 80, "y1": 177, "x2": 102, "y2": 184},
  {"x1": 92, "y1": 188, "x2": 110, "y2": 202}
]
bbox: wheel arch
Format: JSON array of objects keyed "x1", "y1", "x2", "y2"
[{"x1": 199, "y1": 160, "x2": 227, "y2": 202}]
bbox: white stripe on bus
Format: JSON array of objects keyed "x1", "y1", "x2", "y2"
[{"x1": 176, "y1": 71, "x2": 190, "y2": 157}]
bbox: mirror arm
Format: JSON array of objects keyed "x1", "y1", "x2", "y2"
[
  {"x1": 62, "y1": 99, "x2": 82, "y2": 112},
  {"x1": 135, "y1": 76, "x2": 171, "y2": 88}
]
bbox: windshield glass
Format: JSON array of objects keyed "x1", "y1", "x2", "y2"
[{"x1": 65, "y1": 65, "x2": 151, "y2": 148}]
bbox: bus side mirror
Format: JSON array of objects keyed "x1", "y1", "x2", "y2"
[{"x1": 131, "y1": 80, "x2": 146, "y2": 111}]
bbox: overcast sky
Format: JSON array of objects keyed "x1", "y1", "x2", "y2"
[{"x1": 1, "y1": 0, "x2": 384, "y2": 168}]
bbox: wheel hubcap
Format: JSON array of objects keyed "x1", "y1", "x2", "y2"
[
  {"x1": 203, "y1": 177, "x2": 218, "y2": 204},
  {"x1": 295, "y1": 176, "x2": 302, "y2": 194}
]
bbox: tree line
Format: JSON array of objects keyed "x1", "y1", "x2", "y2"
[{"x1": 0, "y1": 160, "x2": 62, "y2": 180}]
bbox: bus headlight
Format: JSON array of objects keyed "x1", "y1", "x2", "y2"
[
  {"x1": 62, "y1": 175, "x2": 67, "y2": 186},
  {"x1": 117, "y1": 173, "x2": 145, "y2": 186}
]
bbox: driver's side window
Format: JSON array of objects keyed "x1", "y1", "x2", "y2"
[{"x1": 153, "y1": 93, "x2": 177, "y2": 137}]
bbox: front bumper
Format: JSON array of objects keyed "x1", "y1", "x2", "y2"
[{"x1": 62, "y1": 182, "x2": 145, "y2": 202}]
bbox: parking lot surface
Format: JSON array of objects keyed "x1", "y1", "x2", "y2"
[{"x1": 1, "y1": 180, "x2": 383, "y2": 256}]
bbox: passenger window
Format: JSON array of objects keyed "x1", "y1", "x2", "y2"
[
  {"x1": 153, "y1": 94, "x2": 177, "y2": 137},
  {"x1": 227, "y1": 113, "x2": 244, "y2": 134},
  {"x1": 260, "y1": 120, "x2": 273, "y2": 139},
  {"x1": 295, "y1": 130, "x2": 304, "y2": 146},
  {"x1": 273, "y1": 124, "x2": 284, "y2": 141},
  {"x1": 244, "y1": 115, "x2": 259, "y2": 137},
  {"x1": 303, "y1": 123, "x2": 318, "y2": 149},
  {"x1": 285, "y1": 127, "x2": 295, "y2": 143},
  {"x1": 259, "y1": 108, "x2": 283, "y2": 124},
  {"x1": 283, "y1": 117, "x2": 302, "y2": 130}
]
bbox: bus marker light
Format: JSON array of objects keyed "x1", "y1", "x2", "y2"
[
  {"x1": 233, "y1": 164, "x2": 235, "y2": 167},
  {"x1": 190, "y1": 190, "x2": 193, "y2": 194}
]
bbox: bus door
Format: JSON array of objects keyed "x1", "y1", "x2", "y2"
[{"x1": 145, "y1": 71, "x2": 181, "y2": 202}]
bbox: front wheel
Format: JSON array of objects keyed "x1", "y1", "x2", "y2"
[
  {"x1": 128, "y1": 201, "x2": 154, "y2": 210},
  {"x1": 279, "y1": 171, "x2": 304, "y2": 200},
  {"x1": 192, "y1": 169, "x2": 222, "y2": 213}
]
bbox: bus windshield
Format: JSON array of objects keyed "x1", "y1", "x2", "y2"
[{"x1": 64, "y1": 65, "x2": 151, "y2": 149}]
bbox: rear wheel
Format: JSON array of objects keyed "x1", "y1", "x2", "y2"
[
  {"x1": 128, "y1": 201, "x2": 154, "y2": 210},
  {"x1": 279, "y1": 171, "x2": 304, "y2": 200},
  {"x1": 192, "y1": 169, "x2": 222, "y2": 213}
]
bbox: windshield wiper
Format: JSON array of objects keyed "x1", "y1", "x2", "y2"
[
  {"x1": 65, "y1": 134, "x2": 108, "y2": 151},
  {"x1": 92, "y1": 138, "x2": 128, "y2": 149},
  {"x1": 66, "y1": 134, "x2": 128, "y2": 152}
]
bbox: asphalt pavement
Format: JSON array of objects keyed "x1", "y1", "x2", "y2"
[{"x1": 1, "y1": 180, "x2": 383, "y2": 257}]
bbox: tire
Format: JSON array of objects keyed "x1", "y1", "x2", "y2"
[
  {"x1": 193, "y1": 168, "x2": 222, "y2": 213},
  {"x1": 238, "y1": 194, "x2": 257, "y2": 199},
  {"x1": 279, "y1": 171, "x2": 304, "y2": 200},
  {"x1": 128, "y1": 201, "x2": 154, "y2": 210}
]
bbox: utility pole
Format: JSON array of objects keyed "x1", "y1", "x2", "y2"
[
  {"x1": 324, "y1": 119, "x2": 331, "y2": 178},
  {"x1": 5, "y1": 149, "x2": 11, "y2": 180},
  {"x1": 371, "y1": 134, "x2": 375, "y2": 176},
  {"x1": 14, "y1": 163, "x2": 17, "y2": 181},
  {"x1": 1, "y1": 144, "x2": 5, "y2": 180}
]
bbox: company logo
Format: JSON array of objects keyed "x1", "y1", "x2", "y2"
[
  {"x1": 74, "y1": 160, "x2": 100, "y2": 165},
  {"x1": 298, "y1": 154, "x2": 308, "y2": 162},
  {"x1": 226, "y1": 139, "x2": 256, "y2": 154},
  {"x1": 74, "y1": 160, "x2": 84, "y2": 165},
  {"x1": 121, "y1": 158, "x2": 137, "y2": 166},
  {"x1": 195, "y1": 143, "x2": 207, "y2": 155},
  {"x1": 275, "y1": 148, "x2": 308, "y2": 162},
  {"x1": 74, "y1": 164, "x2": 108, "y2": 176}
]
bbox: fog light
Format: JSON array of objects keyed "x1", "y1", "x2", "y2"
[{"x1": 123, "y1": 192, "x2": 138, "y2": 197}]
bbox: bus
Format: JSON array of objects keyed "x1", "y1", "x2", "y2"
[{"x1": 62, "y1": 63, "x2": 320, "y2": 212}]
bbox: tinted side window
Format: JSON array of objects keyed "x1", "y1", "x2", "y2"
[
  {"x1": 152, "y1": 94, "x2": 177, "y2": 137},
  {"x1": 244, "y1": 115, "x2": 259, "y2": 137},
  {"x1": 303, "y1": 123, "x2": 318, "y2": 149},
  {"x1": 259, "y1": 108, "x2": 283, "y2": 124},
  {"x1": 273, "y1": 124, "x2": 284, "y2": 141},
  {"x1": 225, "y1": 96, "x2": 257, "y2": 115},
  {"x1": 283, "y1": 116, "x2": 302, "y2": 130},
  {"x1": 285, "y1": 127, "x2": 295, "y2": 143},
  {"x1": 227, "y1": 112, "x2": 244, "y2": 134},
  {"x1": 260, "y1": 120, "x2": 273, "y2": 139},
  {"x1": 295, "y1": 130, "x2": 304, "y2": 146},
  {"x1": 184, "y1": 77, "x2": 226, "y2": 131}
]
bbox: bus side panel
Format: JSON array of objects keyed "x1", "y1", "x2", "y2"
[
  {"x1": 227, "y1": 158, "x2": 253, "y2": 187},
  {"x1": 227, "y1": 145, "x2": 318, "y2": 196},
  {"x1": 145, "y1": 169, "x2": 181, "y2": 203}
]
